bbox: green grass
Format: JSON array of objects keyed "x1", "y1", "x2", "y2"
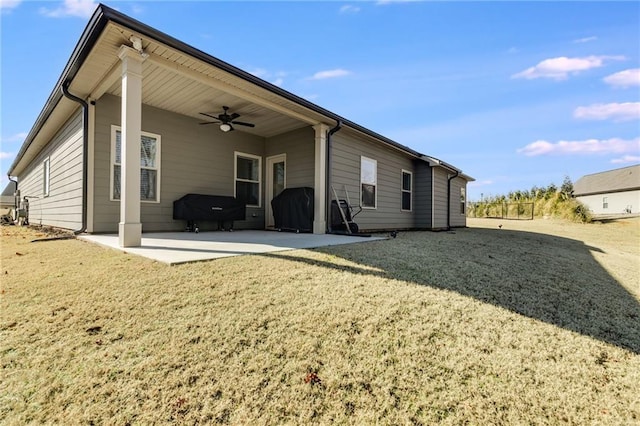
[{"x1": 1, "y1": 218, "x2": 639, "y2": 424}]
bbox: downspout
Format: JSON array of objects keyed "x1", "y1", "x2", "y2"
[
  {"x1": 447, "y1": 170, "x2": 459, "y2": 230},
  {"x1": 61, "y1": 81, "x2": 88, "y2": 235},
  {"x1": 7, "y1": 175, "x2": 18, "y2": 212},
  {"x1": 326, "y1": 120, "x2": 342, "y2": 233}
]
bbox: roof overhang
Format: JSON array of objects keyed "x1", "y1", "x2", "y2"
[
  {"x1": 421, "y1": 155, "x2": 475, "y2": 181},
  {"x1": 9, "y1": 3, "x2": 462, "y2": 178}
]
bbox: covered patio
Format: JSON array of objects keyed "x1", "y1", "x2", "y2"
[{"x1": 79, "y1": 230, "x2": 383, "y2": 265}]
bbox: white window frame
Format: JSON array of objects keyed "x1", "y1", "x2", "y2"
[
  {"x1": 360, "y1": 156, "x2": 377, "y2": 209},
  {"x1": 460, "y1": 187, "x2": 466, "y2": 215},
  {"x1": 234, "y1": 151, "x2": 262, "y2": 208},
  {"x1": 110, "y1": 125, "x2": 161, "y2": 203},
  {"x1": 43, "y1": 157, "x2": 50, "y2": 197},
  {"x1": 602, "y1": 196, "x2": 608, "y2": 209},
  {"x1": 401, "y1": 169, "x2": 412, "y2": 212}
]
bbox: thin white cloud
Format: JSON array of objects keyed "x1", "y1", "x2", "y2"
[
  {"x1": 250, "y1": 68, "x2": 287, "y2": 86},
  {"x1": 469, "y1": 180, "x2": 494, "y2": 187},
  {"x1": 309, "y1": 69, "x2": 351, "y2": 80},
  {"x1": 573, "y1": 36, "x2": 597, "y2": 44},
  {"x1": 603, "y1": 68, "x2": 640, "y2": 88},
  {"x1": 40, "y1": 0, "x2": 98, "y2": 18},
  {"x1": 1, "y1": 132, "x2": 27, "y2": 143},
  {"x1": 518, "y1": 137, "x2": 640, "y2": 156},
  {"x1": 512, "y1": 55, "x2": 625, "y2": 80},
  {"x1": 376, "y1": 0, "x2": 416, "y2": 4},
  {"x1": 574, "y1": 102, "x2": 640, "y2": 122},
  {"x1": 611, "y1": 155, "x2": 640, "y2": 164},
  {"x1": 340, "y1": 5, "x2": 361, "y2": 14},
  {"x1": 0, "y1": 0, "x2": 21, "y2": 12},
  {"x1": 129, "y1": 4, "x2": 144, "y2": 15},
  {"x1": 0, "y1": 151, "x2": 14, "y2": 160},
  {"x1": 506, "y1": 47, "x2": 519, "y2": 55},
  {"x1": 250, "y1": 68, "x2": 268, "y2": 79}
]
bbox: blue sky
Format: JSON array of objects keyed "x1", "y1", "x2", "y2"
[{"x1": 1, "y1": 0, "x2": 639, "y2": 201}]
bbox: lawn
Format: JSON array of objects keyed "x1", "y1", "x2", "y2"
[{"x1": 1, "y1": 218, "x2": 639, "y2": 424}]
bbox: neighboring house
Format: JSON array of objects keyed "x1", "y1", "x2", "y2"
[
  {"x1": 574, "y1": 164, "x2": 640, "y2": 216},
  {"x1": 0, "y1": 181, "x2": 17, "y2": 209},
  {"x1": 7, "y1": 4, "x2": 473, "y2": 247}
]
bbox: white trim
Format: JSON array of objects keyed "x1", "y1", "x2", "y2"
[
  {"x1": 43, "y1": 157, "x2": 50, "y2": 197},
  {"x1": 360, "y1": 156, "x2": 377, "y2": 209},
  {"x1": 266, "y1": 154, "x2": 287, "y2": 228},
  {"x1": 401, "y1": 169, "x2": 412, "y2": 212},
  {"x1": 313, "y1": 123, "x2": 328, "y2": 234},
  {"x1": 234, "y1": 151, "x2": 262, "y2": 208},
  {"x1": 110, "y1": 125, "x2": 162, "y2": 203},
  {"x1": 86, "y1": 100, "x2": 96, "y2": 232},
  {"x1": 460, "y1": 186, "x2": 466, "y2": 215}
]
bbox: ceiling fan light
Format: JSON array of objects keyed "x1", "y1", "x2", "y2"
[{"x1": 220, "y1": 123, "x2": 232, "y2": 132}]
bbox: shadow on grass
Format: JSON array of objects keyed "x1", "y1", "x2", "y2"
[{"x1": 267, "y1": 227, "x2": 640, "y2": 354}]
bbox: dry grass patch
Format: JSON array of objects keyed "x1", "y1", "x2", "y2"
[{"x1": 1, "y1": 219, "x2": 639, "y2": 424}]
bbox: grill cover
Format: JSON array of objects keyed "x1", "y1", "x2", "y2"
[
  {"x1": 271, "y1": 187, "x2": 314, "y2": 232},
  {"x1": 173, "y1": 194, "x2": 246, "y2": 222}
]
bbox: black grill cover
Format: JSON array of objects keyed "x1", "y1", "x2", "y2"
[
  {"x1": 271, "y1": 187, "x2": 314, "y2": 232},
  {"x1": 173, "y1": 194, "x2": 245, "y2": 222}
]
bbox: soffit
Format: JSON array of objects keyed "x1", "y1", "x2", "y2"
[{"x1": 70, "y1": 22, "x2": 328, "y2": 138}]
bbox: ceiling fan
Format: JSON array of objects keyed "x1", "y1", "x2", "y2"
[{"x1": 199, "y1": 106, "x2": 255, "y2": 132}]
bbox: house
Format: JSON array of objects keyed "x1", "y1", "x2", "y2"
[
  {"x1": 7, "y1": 4, "x2": 473, "y2": 247},
  {"x1": 0, "y1": 180, "x2": 17, "y2": 210},
  {"x1": 574, "y1": 164, "x2": 640, "y2": 216}
]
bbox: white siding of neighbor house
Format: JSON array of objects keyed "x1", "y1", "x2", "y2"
[
  {"x1": 92, "y1": 94, "x2": 266, "y2": 232},
  {"x1": 577, "y1": 190, "x2": 640, "y2": 215},
  {"x1": 330, "y1": 130, "x2": 415, "y2": 231},
  {"x1": 17, "y1": 111, "x2": 84, "y2": 229}
]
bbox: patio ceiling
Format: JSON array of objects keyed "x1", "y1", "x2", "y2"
[{"x1": 69, "y1": 21, "x2": 330, "y2": 139}]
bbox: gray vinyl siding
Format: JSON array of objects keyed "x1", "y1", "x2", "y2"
[
  {"x1": 17, "y1": 111, "x2": 83, "y2": 229},
  {"x1": 449, "y1": 176, "x2": 467, "y2": 227},
  {"x1": 265, "y1": 126, "x2": 315, "y2": 189},
  {"x1": 93, "y1": 94, "x2": 265, "y2": 232},
  {"x1": 413, "y1": 160, "x2": 432, "y2": 229},
  {"x1": 432, "y1": 167, "x2": 448, "y2": 229},
  {"x1": 331, "y1": 130, "x2": 414, "y2": 231}
]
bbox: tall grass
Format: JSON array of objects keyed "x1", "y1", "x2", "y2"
[{"x1": 469, "y1": 181, "x2": 592, "y2": 223}]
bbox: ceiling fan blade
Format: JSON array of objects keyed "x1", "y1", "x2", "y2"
[
  {"x1": 199, "y1": 112, "x2": 220, "y2": 120},
  {"x1": 231, "y1": 121, "x2": 255, "y2": 127},
  {"x1": 229, "y1": 112, "x2": 241, "y2": 121}
]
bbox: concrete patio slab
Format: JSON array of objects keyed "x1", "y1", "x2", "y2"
[{"x1": 79, "y1": 230, "x2": 384, "y2": 265}]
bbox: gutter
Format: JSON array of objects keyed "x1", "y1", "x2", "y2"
[
  {"x1": 8, "y1": 6, "x2": 108, "y2": 176},
  {"x1": 447, "y1": 171, "x2": 459, "y2": 230},
  {"x1": 61, "y1": 82, "x2": 88, "y2": 235},
  {"x1": 326, "y1": 120, "x2": 342, "y2": 233}
]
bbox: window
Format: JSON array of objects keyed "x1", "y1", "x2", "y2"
[
  {"x1": 401, "y1": 170, "x2": 412, "y2": 211},
  {"x1": 111, "y1": 126, "x2": 161, "y2": 202},
  {"x1": 361, "y1": 156, "x2": 377, "y2": 208},
  {"x1": 43, "y1": 157, "x2": 50, "y2": 197},
  {"x1": 235, "y1": 152, "x2": 261, "y2": 207},
  {"x1": 460, "y1": 187, "x2": 466, "y2": 214},
  {"x1": 602, "y1": 197, "x2": 608, "y2": 209}
]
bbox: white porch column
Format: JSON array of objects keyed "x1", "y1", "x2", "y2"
[
  {"x1": 313, "y1": 124, "x2": 329, "y2": 234},
  {"x1": 117, "y1": 46, "x2": 146, "y2": 247}
]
